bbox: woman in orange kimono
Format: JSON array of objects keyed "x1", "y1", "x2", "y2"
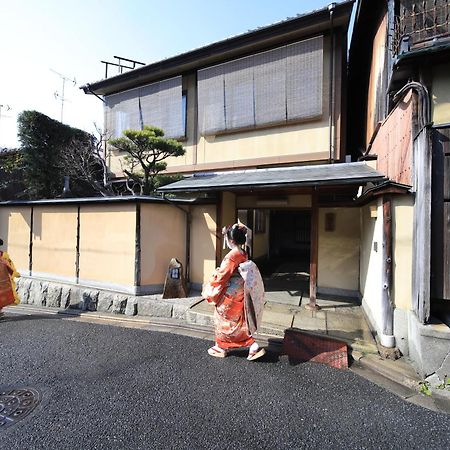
[
  {"x1": 202, "y1": 223, "x2": 265, "y2": 361},
  {"x1": 0, "y1": 239, "x2": 20, "y2": 319}
]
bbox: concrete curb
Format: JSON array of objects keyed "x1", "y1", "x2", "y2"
[{"x1": 351, "y1": 353, "x2": 450, "y2": 415}]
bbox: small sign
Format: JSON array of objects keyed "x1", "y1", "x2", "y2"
[
  {"x1": 325, "y1": 213, "x2": 336, "y2": 232},
  {"x1": 162, "y1": 258, "x2": 188, "y2": 299}
]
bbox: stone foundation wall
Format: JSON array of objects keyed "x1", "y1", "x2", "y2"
[{"x1": 16, "y1": 277, "x2": 201, "y2": 321}]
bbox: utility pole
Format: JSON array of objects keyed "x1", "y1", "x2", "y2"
[{"x1": 50, "y1": 69, "x2": 76, "y2": 123}]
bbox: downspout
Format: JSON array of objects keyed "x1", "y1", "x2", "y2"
[
  {"x1": 28, "y1": 206, "x2": 34, "y2": 276},
  {"x1": 135, "y1": 202, "x2": 141, "y2": 291},
  {"x1": 328, "y1": 2, "x2": 336, "y2": 163},
  {"x1": 162, "y1": 195, "x2": 191, "y2": 285},
  {"x1": 392, "y1": 81, "x2": 431, "y2": 133},
  {"x1": 394, "y1": 82, "x2": 432, "y2": 323},
  {"x1": 381, "y1": 195, "x2": 395, "y2": 347}
]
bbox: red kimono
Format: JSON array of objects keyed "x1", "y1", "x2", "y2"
[
  {"x1": 0, "y1": 251, "x2": 20, "y2": 309},
  {"x1": 202, "y1": 248, "x2": 255, "y2": 349}
]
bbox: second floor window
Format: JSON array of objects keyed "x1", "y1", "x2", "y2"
[
  {"x1": 198, "y1": 35, "x2": 324, "y2": 136},
  {"x1": 105, "y1": 76, "x2": 185, "y2": 139}
]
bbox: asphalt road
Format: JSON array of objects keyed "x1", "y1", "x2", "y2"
[{"x1": 0, "y1": 314, "x2": 449, "y2": 450}]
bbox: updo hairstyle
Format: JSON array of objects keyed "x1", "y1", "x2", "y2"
[{"x1": 227, "y1": 224, "x2": 246, "y2": 245}]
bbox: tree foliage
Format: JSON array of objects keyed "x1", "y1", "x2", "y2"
[
  {"x1": 17, "y1": 110, "x2": 94, "y2": 199},
  {"x1": 59, "y1": 127, "x2": 115, "y2": 197},
  {"x1": 109, "y1": 126, "x2": 185, "y2": 195},
  {"x1": 0, "y1": 150, "x2": 25, "y2": 200}
]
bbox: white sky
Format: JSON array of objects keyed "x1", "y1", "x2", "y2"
[{"x1": 0, "y1": 0, "x2": 348, "y2": 148}]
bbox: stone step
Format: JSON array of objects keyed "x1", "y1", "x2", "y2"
[{"x1": 186, "y1": 302, "x2": 379, "y2": 356}]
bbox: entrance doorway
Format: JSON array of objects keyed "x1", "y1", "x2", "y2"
[
  {"x1": 238, "y1": 208, "x2": 311, "y2": 300},
  {"x1": 269, "y1": 210, "x2": 311, "y2": 271}
]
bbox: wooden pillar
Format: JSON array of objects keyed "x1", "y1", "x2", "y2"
[
  {"x1": 381, "y1": 195, "x2": 395, "y2": 347},
  {"x1": 134, "y1": 202, "x2": 141, "y2": 289},
  {"x1": 306, "y1": 190, "x2": 320, "y2": 310}
]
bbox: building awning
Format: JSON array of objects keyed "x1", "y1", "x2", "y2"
[{"x1": 158, "y1": 162, "x2": 386, "y2": 193}]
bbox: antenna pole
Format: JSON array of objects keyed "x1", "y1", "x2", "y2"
[
  {"x1": 50, "y1": 69, "x2": 76, "y2": 123},
  {"x1": 0, "y1": 104, "x2": 12, "y2": 137},
  {"x1": 60, "y1": 77, "x2": 65, "y2": 122}
]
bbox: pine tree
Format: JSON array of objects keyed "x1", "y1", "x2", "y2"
[{"x1": 109, "y1": 126, "x2": 185, "y2": 195}]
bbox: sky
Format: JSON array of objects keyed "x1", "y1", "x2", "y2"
[{"x1": 0, "y1": 0, "x2": 352, "y2": 148}]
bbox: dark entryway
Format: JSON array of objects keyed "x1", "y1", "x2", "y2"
[
  {"x1": 269, "y1": 210, "x2": 311, "y2": 265},
  {"x1": 260, "y1": 210, "x2": 311, "y2": 297}
]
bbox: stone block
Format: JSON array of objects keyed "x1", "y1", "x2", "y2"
[
  {"x1": 185, "y1": 310, "x2": 214, "y2": 327},
  {"x1": 172, "y1": 303, "x2": 189, "y2": 320},
  {"x1": 46, "y1": 285, "x2": 62, "y2": 308},
  {"x1": 67, "y1": 287, "x2": 83, "y2": 310},
  {"x1": 40, "y1": 282, "x2": 49, "y2": 306},
  {"x1": 16, "y1": 278, "x2": 32, "y2": 304},
  {"x1": 82, "y1": 290, "x2": 99, "y2": 311},
  {"x1": 29, "y1": 280, "x2": 46, "y2": 306},
  {"x1": 137, "y1": 298, "x2": 172, "y2": 318},
  {"x1": 262, "y1": 309, "x2": 294, "y2": 329},
  {"x1": 125, "y1": 298, "x2": 137, "y2": 316},
  {"x1": 97, "y1": 292, "x2": 115, "y2": 312},
  {"x1": 292, "y1": 310, "x2": 326, "y2": 333},
  {"x1": 326, "y1": 311, "x2": 372, "y2": 342},
  {"x1": 112, "y1": 295, "x2": 128, "y2": 314},
  {"x1": 61, "y1": 287, "x2": 72, "y2": 309}
]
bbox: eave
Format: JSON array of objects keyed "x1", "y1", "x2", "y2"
[{"x1": 81, "y1": 1, "x2": 354, "y2": 96}]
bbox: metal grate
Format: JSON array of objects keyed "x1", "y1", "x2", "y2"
[
  {"x1": 0, "y1": 387, "x2": 41, "y2": 431},
  {"x1": 393, "y1": 0, "x2": 450, "y2": 55}
]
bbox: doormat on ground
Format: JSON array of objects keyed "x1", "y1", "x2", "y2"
[{"x1": 283, "y1": 328, "x2": 348, "y2": 369}]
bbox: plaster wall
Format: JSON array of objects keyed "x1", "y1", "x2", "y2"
[
  {"x1": 360, "y1": 199, "x2": 384, "y2": 332},
  {"x1": 0, "y1": 207, "x2": 31, "y2": 272},
  {"x1": 32, "y1": 206, "x2": 77, "y2": 279},
  {"x1": 79, "y1": 204, "x2": 136, "y2": 287},
  {"x1": 190, "y1": 205, "x2": 217, "y2": 287},
  {"x1": 140, "y1": 203, "x2": 186, "y2": 286},
  {"x1": 392, "y1": 196, "x2": 414, "y2": 310},
  {"x1": 197, "y1": 121, "x2": 330, "y2": 166},
  {"x1": 317, "y1": 207, "x2": 360, "y2": 292},
  {"x1": 432, "y1": 62, "x2": 450, "y2": 125},
  {"x1": 253, "y1": 213, "x2": 270, "y2": 260}
]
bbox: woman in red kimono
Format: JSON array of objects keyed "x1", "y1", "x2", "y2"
[
  {"x1": 0, "y1": 239, "x2": 20, "y2": 319},
  {"x1": 202, "y1": 223, "x2": 265, "y2": 361}
]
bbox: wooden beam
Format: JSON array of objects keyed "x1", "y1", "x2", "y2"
[
  {"x1": 381, "y1": 195, "x2": 394, "y2": 345},
  {"x1": 134, "y1": 202, "x2": 141, "y2": 288}
]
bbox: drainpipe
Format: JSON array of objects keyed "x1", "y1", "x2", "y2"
[
  {"x1": 162, "y1": 195, "x2": 191, "y2": 284},
  {"x1": 380, "y1": 195, "x2": 395, "y2": 348},
  {"x1": 328, "y1": 2, "x2": 336, "y2": 163}
]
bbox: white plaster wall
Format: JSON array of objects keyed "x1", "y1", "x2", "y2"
[{"x1": 360, "y1": 199, "x2": 384, "y2": 334}]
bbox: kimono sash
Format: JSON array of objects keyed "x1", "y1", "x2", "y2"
[{"x1": 238, "y1": 260, "x2": 265, "y2": 335}]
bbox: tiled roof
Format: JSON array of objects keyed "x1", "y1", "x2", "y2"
[{"x1": 158, "y1": 162, "x2": 385, "y2": 192}]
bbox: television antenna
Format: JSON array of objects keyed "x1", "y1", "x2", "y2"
[
  {"x1": 50, "y1": 69, "x2": 76, "y2": 123},
  {"x1": 0, "y1": 104, "x2": 12, "y2": 135}
]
